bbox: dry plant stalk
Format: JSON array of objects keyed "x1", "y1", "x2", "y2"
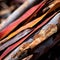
[
  {"x1": 3, "y1": 12, "x2": 60, "y2": 60},
  {"x1": 0, "y1": 10, "x2": 58, "y2": 60}
]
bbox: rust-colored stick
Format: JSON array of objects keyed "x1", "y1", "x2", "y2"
[
  {"x1": 0, "y1": 11, "x2": 57, "y2": 60},
  {"x1": 30, "y1": 33, "x2": 60, "y2": 60},
  {"x1": 7, "y1": 13, "x2": 60, "y2": 60},
  {"x1": 0, "y1": 0, "x2": 47, "y2": 40},
  {"x1": 22, "y1": 32, "x2": 60, "y2": 60}
]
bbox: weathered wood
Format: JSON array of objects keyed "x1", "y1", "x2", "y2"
[
  {"x1": 22, "y1": 32, "x2": 60, "y2": 60},
  {"x1": 0, "y1": 11, "x2": 57, "y2": 60},
  {"x1": 3, "y1": 12, "x2": 60, "y2": 60}
]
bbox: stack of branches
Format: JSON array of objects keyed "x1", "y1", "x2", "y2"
[{"x1": 0, "y1": 0, "x2": 60, "y2": 60}]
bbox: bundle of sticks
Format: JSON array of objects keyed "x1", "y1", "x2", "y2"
[{"x1": 0, "y1": 0, "x2": 60, "y2": 60}]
